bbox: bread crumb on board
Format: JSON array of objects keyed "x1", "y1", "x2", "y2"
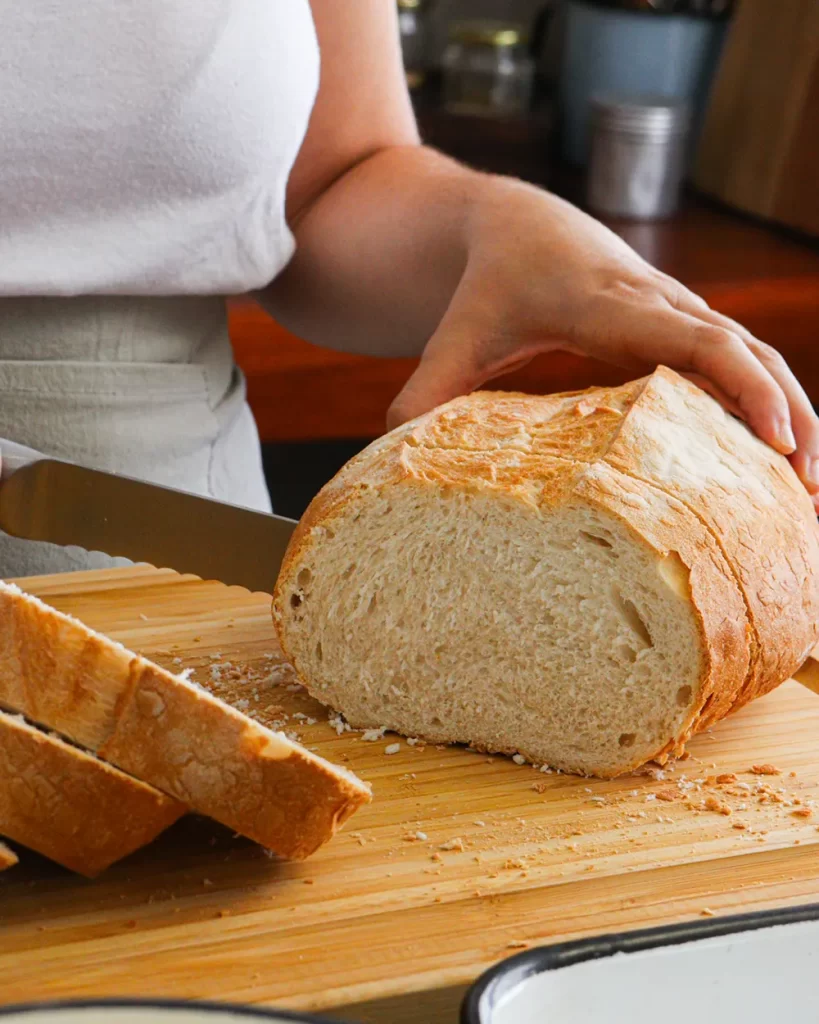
[
  {"x1": 750, "y1": 764, "x2": 782, "y2": 776},
  {"x1": 704, "y1": 796, "x2": 732, "y2": 816},
  {"x1": 439, "y1": 838, "x2": 465, "y2": 852}
]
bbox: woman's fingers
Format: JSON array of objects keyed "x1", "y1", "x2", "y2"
[
  {"x1": 671, "y1": 294, "x2": 819, "y2": 493},
  {"x1": 604, "y1": 303, "x2": 795, "y2": 454}
]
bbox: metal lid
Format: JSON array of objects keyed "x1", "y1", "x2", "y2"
[
  {"x1": 449, "y1": 20, "x2": 528, "y2": 47},
  {"x1": 591, "y1": 94, "x2": 691, "y2": 137}
]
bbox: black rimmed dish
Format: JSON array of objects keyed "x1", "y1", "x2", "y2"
[
  {"x1": 462, "y1": 902, "x2": 819, "y2": 1024},
  {"x1": 0, "y1": 1001, "x2": 343, "y2": 1024}
]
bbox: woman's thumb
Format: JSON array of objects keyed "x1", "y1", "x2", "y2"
[{"x1": 386, "y1": 326, "x2": 482, "y2": 432}]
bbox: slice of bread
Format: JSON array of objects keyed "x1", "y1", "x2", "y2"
[
  {"x1": 0, "y1": 709, "x2": 185, "y2": 876},
  {"x1": 0, "y1": 840, "x2": 18, "y2": 871},
  {"x1": 273, "y1": 368, "x2": 819, "y2": 778},
  {"x1": 0, "y1": 581, "x2": 370, "y2": 859}
]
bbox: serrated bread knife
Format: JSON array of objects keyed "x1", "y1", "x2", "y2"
[{"x1": 0, "y1": 442, "x2": 298, "y2": 594}]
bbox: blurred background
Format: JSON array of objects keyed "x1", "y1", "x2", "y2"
[{"x1": 231, "y1": 0, "x2": 819, "y2": 517}]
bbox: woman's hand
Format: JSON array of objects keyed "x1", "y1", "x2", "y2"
[{"x1": 387, "y1": 177, "x2": 819, "y2": 503}]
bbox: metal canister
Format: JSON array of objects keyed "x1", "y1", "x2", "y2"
[{"x1": 587, "y1": 95, "x2": 691, "y2": 219}]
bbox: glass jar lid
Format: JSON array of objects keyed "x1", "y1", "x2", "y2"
[{"x1": 449, "y1": 20, "x2": 528, "y2": 47}]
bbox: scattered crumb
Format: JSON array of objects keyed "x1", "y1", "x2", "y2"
[
  {"x1": 440, "y1": 838, "x2": 465, "y2": 852},
  {"x1": 532, "y1": 782, "x2": 549, "y2": 794},
  {"x1": 328, "y1": 715, "x2": 349, "y2": 736},
  {"x1": 792, "y1": 807, "x2": 813, "y2": 819},
  {"x1": 138, "y1": 613, "x2": 149, "y2": 621},
  {"x1": 362, "y1": 727, "x2": 388, "y2": 742},
  {"x1": 303, "y1": 879, "x2": 315, "y2": 885},
  {"x1": 473, "y1": 820, "x2": 487, "y2": 827},
  {"x1": 512, "y1": 754, "x2": 526, "y2": 765},
  {"x1": 732, "y1": 822, "x2": 748, "y2": 830},
  {"x1": 704, "y1": 796, "x2": 731, "y2": 816},
  {"x1": 700, "y1": 908, "x2": 716, "y2": 917},
  {"x1": 750, "y1": 764, "x2": 782, "y2": 776},
  {"x1": 385, "y1": 743, "x2": 401, "y2": 755},
  {"x1": 716, "y1": 773, "x2": 737, "y2": 784},
  {"x1": 656, "y1": 789, "x2": 677, "y2": 802},
  {"x1": 507, "y1": 940, "x2": 529, "y2": 949}
]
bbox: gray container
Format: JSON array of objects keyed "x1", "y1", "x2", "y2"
[
  {"x1": 559, "y1": 0, "x2": 727, "y2": 166},
  {"x1": 587, "y1": 95, "x2": 691, "y2": 220}
]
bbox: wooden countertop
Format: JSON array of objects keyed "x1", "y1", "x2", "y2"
[{"x1": 232, "y1": 155, "x2": 819, "y2": 443}]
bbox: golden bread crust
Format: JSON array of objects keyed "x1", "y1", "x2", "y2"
[
  {"x1": 0, "y1": 841, "x2": 18, "y2": 871},
  {"x1": 0, "y1": 710, "x2": 184, "y2": 876}
]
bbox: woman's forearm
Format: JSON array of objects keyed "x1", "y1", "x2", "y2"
[{"x1": 258, "y1": 145, "x2": 482, "y2": 357}]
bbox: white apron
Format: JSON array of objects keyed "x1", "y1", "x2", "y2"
[
  {"x1": 0, "y1": 296, "x2": 271, "y2": 576},
  {"x1": 0, "y1": 1, "x2": 320, "y2": 575}
]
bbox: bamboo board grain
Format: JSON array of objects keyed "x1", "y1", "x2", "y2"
[{"x1": 2, "y1": 567, "x2": 819, "y2": 1023}]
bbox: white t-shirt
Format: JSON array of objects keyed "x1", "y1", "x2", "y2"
[{"x1": 0, "y1": 1, "x2": 319, "y2": 296}]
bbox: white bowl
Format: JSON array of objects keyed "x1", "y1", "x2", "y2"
[
  {"x1": 0, "y1": 1003, "x2": 332, "y2": 1024},
  {"x1": 463, "y1": 903, "x2": 819, "y2": 1024}
]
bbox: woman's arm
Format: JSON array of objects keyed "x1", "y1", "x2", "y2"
[{"x1": 258, "y1": 0, "x2": 819, "y2": 499}]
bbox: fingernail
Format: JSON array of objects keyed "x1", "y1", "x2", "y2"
[{"x1": 776, "y1": 418, "x2": 797, "y2": 452}]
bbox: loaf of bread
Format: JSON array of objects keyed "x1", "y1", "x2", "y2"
[
  {"x1": 0, "y1": 581, "x2": 370, "y2": 859},
  {"x1": 274, "y1": 368, "x2": 819, "y2": 778},
  {"x1": 0, "y1": 709, "x2": 185, "y2": 876},
  {"x1": 0, "y1": 840, "x2": 18, "y2": 871}
]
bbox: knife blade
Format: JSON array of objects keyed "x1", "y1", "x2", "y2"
[{"x1": 0, "y1": 443, "x2": 298, "y2": 594}]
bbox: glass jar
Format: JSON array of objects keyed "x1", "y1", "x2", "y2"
[
  {"x1": 442, "y1": 21, "x2": 535, "y2": 117},
  {"x1": 397, "y1": 0, "x2": 430, "y2": 92}
]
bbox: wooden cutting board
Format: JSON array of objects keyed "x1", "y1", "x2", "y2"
[{"x1": 2, "y1": 566, "x2": 819, "y2": 1023}]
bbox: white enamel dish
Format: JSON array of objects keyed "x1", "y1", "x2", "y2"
[{"x1": 462, "y1": 903, "x2": 819, "y2": 1024}]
